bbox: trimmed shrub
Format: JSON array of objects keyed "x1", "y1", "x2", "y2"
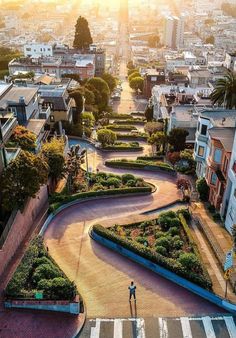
[
  {"x1": 155, "y1": 246, "x2": 167, "y2": 256},
  {"x1": 106, "y1": 177, "x2": 121, "y2": 188},
  {"x1": 126, "y1": 180, "x2": 136, "y2": 187},
  {"x1": 121, "y1": 173, "x2": 136, "y2": 184},
  {"x1": 196, "y1": 177, "x2": 209, "y2": 201},
  {"x1": 155, "y1": 236, "x2": 170, "y2": 249},
  {"x1": 33, "y1": 264, "x2": 61, "y2": 285},
  {"x1": 178, "y1": 253, "x2": 202, "y2": 273},
  {"x1": 168, "y1": 227, "x2": 179, "y2": 236}
]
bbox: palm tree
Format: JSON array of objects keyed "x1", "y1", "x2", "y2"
[{"x1": 210, "y1": 70, "x2": 236, "y2": 109}]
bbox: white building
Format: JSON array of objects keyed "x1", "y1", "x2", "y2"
[
  {"x1": 24, "y1": 43, "x2": 53, "y2": 58},
  {"x1": 163, "y1": 15, "x2": 184, "y2": 49},
  {"x1": 224, "y1": 52, "x2": 236, "y2": 72}
]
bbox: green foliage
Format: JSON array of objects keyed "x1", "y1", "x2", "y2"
[
  {"x1": 41, "y1": 137, "x2": 65, "y2": 180},
  {"x1": 6, "y1": 236, "x2": 77, "y2": 300},
  {"x1": 69, "y1": 90, "x2": 84, "y2": 123},
  {"x1": 129, "y1": 77, "x2": 144, "y2": 92},
  {"x1": 106, "y1": 124, "x2": 137, "y2": 131},
  {"x1": 106, "y1": 177, "x2": 121, "y2": 188},
  {"x1": 168, "y1": 128, "x2": 189, "y2": 151},
  {"x1": 196, "y1": 177, "x2": 209, "y2": 201},
  {"x1": 73, "y1": 16, "x2": 93, "y2": 49},
  {"x1": 49, "y1": 187, "x2": 152, "y2": 212},
  {"x1": 97, "y1": 128, "x2": 117, "y2": 147},
  {"x1": 128, "y1": 68, "x2": 139, "y2": 76},
  {"x1": 128, "y1": 71, "x2": 141, "y2": 82},
  {"x1": 0, "y1": 151, "x2": 48, "y2": 211},
  {"x1": 121, "y1": 174, "x2": 135, "y2": 184},
  {"x1": 210, "y1": 69, "x2": 236, "y2": 109},
  {"x1": 155, "y1": 246, "x2": 167, "y2": 256},
  {"x1": 155, "y1": 236, "x2": 170, "y2": 249},
  {"x1": 178, "y1": 253, "x2": 202, "y2": 273},
  {"x1": 87, "y1": 77, "x2": 110, "y2": 111},
  {"x1": 81, "y1": 111, "x2": 95, "y2": 127},
  {"x1": 9, "y1": 125, "x2": 36, "y2": 151},
  {"x1": 93, "y1": 224, "x2": 212, "y2": 289},
  {"x1": 101, "y1": 73, "x2": 117, "y2": 92},
  {"x1": 105, "y1": 159, "x2": 176, "y2": 174}
]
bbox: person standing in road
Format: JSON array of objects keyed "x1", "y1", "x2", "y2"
[{"x1": 128, "y1": 281, "x2": 136, "y2": 301}]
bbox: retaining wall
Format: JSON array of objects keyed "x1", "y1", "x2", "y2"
[{"x1": 90, "y1": 229, "x2": 236, "y2": 314}]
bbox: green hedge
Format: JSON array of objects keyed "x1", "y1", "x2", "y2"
[
  {"x1": 113, "y1": 119, "x2": 145, "y2": 125},
  {"x1": 102, "y1": 145, "x2": 143, "y2": 151},
  {"x1": 106, "y1": 125, "x2": 137, "y2": 131},
  {"x1": 137, "y1": 155, "x2": 164, "y2": 161},
  {"x1": 109, "y1": 113, "x2": 134, "y2": 119},
  {"x1": 92, "y1": 220, "x2": 212, "y2": 290},
  {"x1": 105, "y1": 159, "x2": 176, "y2": 173},
  {"x1": 5, "y1": 236, "x2": 77, "y2": 300},
  {"x1": 49, "y1": 187, "x2": 152, "y2": 212},
  {"x1": 116, "y1": 134, "x2": 148, "y2": 140}
]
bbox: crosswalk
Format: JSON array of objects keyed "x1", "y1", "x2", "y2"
[{"x1": 79, "y1": 315, "x2": 236, "y2": 338}]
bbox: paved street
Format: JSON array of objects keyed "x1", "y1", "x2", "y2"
[{"x1": 80, "y1": 315, "x2": 236, "y2": 338}]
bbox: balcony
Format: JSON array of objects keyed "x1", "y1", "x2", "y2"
[
  {"x1": 5, "y1": 147, "x2": 21, "y2": 164},
  {"x1": 38, "y1": 106, "x2": 51, "y2": 121},
  {"x1": 207, "y1": 156, "x2": 221, "y2": 171},
  {"x1": 1, "y1": 116, "x2": 18, "y2": 143}
]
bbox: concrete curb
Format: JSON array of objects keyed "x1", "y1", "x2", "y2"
[{"x1": 90, "y1": 229, "x2": 236, "y2": 314}]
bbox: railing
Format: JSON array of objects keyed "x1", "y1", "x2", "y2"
[{"x1": 1, "y1": 118, "x2": 17, "y2": 143}]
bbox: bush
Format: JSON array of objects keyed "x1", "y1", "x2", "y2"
[
  {"x1": 126, "y1": 179, "x2": 137, "y2": 187},
  {"x1": 106, "y1": 177, "x2": 121, "y2": 188},
  {"x1": 121, "y1": 173, "x2": 136, "y2": 184},
  {"x1": 33, "y1": 264, "x2": 61, "y2": 285},
  {"x1": 155, "y1": 246, "x2": 167, "y2": 256},
  {"x1": 155, "y1": 236, "x2": 170, "y2": 249},
  {"x1": 196, "y1": 178, "x2": 209, "y2": 201},
  {"x1": 158, "y1": 212, "x2": 180, "y2": 231},
  {"x1": 178, "y1": 253, "x2": 202, "y2": 273},
  {"x1": 136, "y1": 236, "x2": 148, "y2": 245},
  {"x1": 176, "y1": 208, "x2": 191, "y2": 221},
  {"x1": 168, "y1": 227, "x2": 179, "y2": 236}
]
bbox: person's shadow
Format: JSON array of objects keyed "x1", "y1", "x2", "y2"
[{"x1": 129, "y1": 301, "x2": 138, "y2": 338}]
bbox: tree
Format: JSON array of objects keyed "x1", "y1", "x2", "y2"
[
  {"x1": 144, "y1": 105, "x2": 154, "y2": 122},
  {"x1": 69, "y1": 89, "x2": 84, "y2": 123},
  {"x1": 129, "y1": 77, "x2": 144, "y2": 92},
  {"x1": 41, "y1": 137, "x2": 65, "y2": 181},
  {"x1": 148, "y1": 34, "x2": 160, "y2": 48},
  {"x1": 10, "y1": 125, "x2": 36, "y2": 151},
  {"x1": 87, "y1": 77, "x2": 110, "y2": 111},
  {"x1": 148, "y1": 131, "x2": 167, "y2": 153},
  {"x1": 73, "y1": 16, "x2": 93, "y2": 49},
  {"x1": 127, "y1": 60, "x2": 135, "y2": 69},
  {"x1": 81, "y1": 111, "x2": 95, "y2": 127},
  {"x1": 0, "y1": 151, "x2": 48, "y2": 211},
  {"x1": 167, "y1": 152, "x2": 180, "y2": 165},
  {"x1": 205, "y1": 35, "x2": 215, "y2": 44},
  {"x1": 196, "y1": 177, "x2": 209, "y2": 201},
  {"x1": 168, "y1": 128, "x2": 189, "y2": 151},
  {"x1": 101, "y1": 73, "x2": 117, "y2": 92},
  {"x1": 128, "y1": 71, "x2": 141, "y2": 83},
  {"x1": 210, "y1": 70, "x2": 236, "y2": 109},
  {"x1": 128, "y1": 68, "x2": 139, "y2": 76},
  {"x1": 144, "y1": 121, "x2": 163, "y2": 136},
  {"x1": 97, "y1": 129, "x2": 117, "y2": 147}
]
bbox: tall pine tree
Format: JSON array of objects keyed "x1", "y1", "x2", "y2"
[{"x1": 73, "y1": 16, "x2": 93, "y2": 50}]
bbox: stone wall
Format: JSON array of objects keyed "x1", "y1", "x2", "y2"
[{"x1": 0, "y1": 185, "x2": 48, "y2": 277}]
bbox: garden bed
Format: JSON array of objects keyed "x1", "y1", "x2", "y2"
[
  {"x1": 92, "y1": 210, "x2": 212, "y2": 290},
  {"x1": 50, "y1": 172, "x2": 153, "y2": 212},
  {"x1": 116, "y1": 133, "x2": 148, "y2": 141},
  {"x1": 5, "y1": 236, "x2": 77, "y2": 301},
  {"x1": 105, "y1": 125, "x2": 137, "y2": 131},
  {"x1": 105, "y1": 159, "x2": 176, "y2": 174},
  {"x1": 101, "y1": 141, "x2": 143, "y2": 151},
  {"x1": 112, "y1": 119, "x2": 145, "y2": 125}
]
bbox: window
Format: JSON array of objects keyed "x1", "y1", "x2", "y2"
[
  {"x1": 197, "y1": 122, "x2": 200, "y2": 131},
  {"x1": 198, "y1": 146, "x2": 204, "y2": 157},
  {"x1": 201, "y1": 124, "x2": 207, "y2": 135},
  {"x1": 9, "y1": 107, "x2": 17, "y2": 117},
  {"x1": 26, "y1": 47, "x2": 31, "y2": 51},
  {"x1": 214, "y1": 149, "x2": 222, "y2": 163},
  {"x1": 210, "y1": 172, "x2": 217, "y2": 185},
  {"x1": 223, "y1": 157, "x2": 228, "y2": 173},
  {"x1": 229, "y1": 206, "x2": 235, "y2": 221}
]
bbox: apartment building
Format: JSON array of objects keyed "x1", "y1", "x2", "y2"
[{"x1": 163, "y1": 15, "x2": 184, "y2": 49}]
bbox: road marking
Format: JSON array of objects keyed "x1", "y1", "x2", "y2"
[
  {"x1": 202, "y1": 316, "x2": 216, "y2": 338},
  {"x1": 114, "y1": 319, "x2": 123, "y2": 338},
  {"x1": 136, "y1": 318, "x2": 146, "y2": 338},
  {"x1": 224, "y1": 316, "x2": 236, "y2": 338},
  {"x1": 180, "y1": 317, "x2": 192, "y2": 338},
  {"x1": 90, "y1": 319, "x2": 101, "y2": 338},
  {"x1": 159, "y1": 318, "x2": 168, "y2": 338}
]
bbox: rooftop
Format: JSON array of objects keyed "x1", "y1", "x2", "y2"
[
  {"x1": 209, "y1": 127, "x2": 235, "y2": 152},
  {"x1": 26, "y1": 119, "x2": 45, "y2": 137},
  {"x1": 200, "y1": 109, "x2": 236, "y2": 128},
  {"x1": 0, "y1": 86, "x2": 38, "y2": 109}
]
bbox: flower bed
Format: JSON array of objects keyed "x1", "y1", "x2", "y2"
[
  {"x1": 50, "y1": 172, "x2": 152, "y2": 212},
  {"x1": 92, "y1": 210, "x2": 212, "y2": 290},
  {"x1": 5, "y1": 236, "x2": 77, "y2": 300},
  {"x1": 105, "y1": 159, "x2": 176, "y2": 174}
]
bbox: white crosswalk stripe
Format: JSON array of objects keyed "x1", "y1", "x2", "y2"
[
  {"x1": 85, "y1": 316, "x2": 236, "y2": 338},
  {"x1": 224, "y1": 316, "x2": 236, "y2": 338},
  {"x1": 201, "y1": 316, "x2": 216, "y2": 338},
  {"x1": 159, "y1": 317, "x2": 168, "y2": 338},
  {"x1": 180, "y1": 317, "x2": 193, "y2": 338}
]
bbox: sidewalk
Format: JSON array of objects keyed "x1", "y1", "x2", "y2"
[{"x1": 191, "y1": 202, "x2": 236, "y2": 302}]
